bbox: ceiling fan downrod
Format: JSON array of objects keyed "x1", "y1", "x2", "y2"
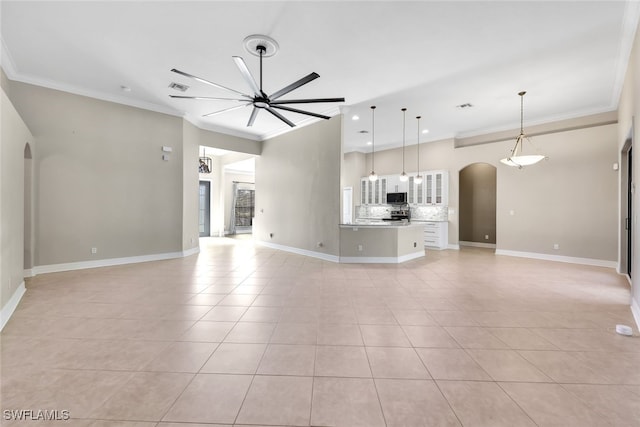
[{"x1": 257, "y1": 44, "x2": 266, "y2": 95}]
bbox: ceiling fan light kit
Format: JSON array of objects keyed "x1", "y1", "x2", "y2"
[
  {"x1": 500, "y1": 91, "x2": 547, "y2": 169},
  {"x1": 170, "y1": 34, "x2": 345, "y2": 128}
]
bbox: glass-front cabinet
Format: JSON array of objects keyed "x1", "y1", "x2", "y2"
[
  {"x1": 360, "y1": 171, "x2": 447, "y2": 206},
  {"x1": 424, "y1": 171, "x2": 448, "y2": 206},
  {"x1": 360, "y1": 177, "x2": 388, "y2": 205}
]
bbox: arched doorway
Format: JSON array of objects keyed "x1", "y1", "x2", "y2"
[
  {"x1": 459, "y1": 163, "x2": 497, "y2": 249},
  {"x1": 24, "y1": 143, "x2": 33, "y2": 272}
]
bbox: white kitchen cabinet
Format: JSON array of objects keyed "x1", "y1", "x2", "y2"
[
  {"x1": 386, "y1": 174, "x2": 409, "y2": 194},
  {"x1": 407, "y1": 175, "x2": 424, "y2": 205},
  {"x1": 361, "y1": 171, "x2": 446, "y2": 206},
  {"x1": 360, "y1": 177, "x2": 387, "y2": 205},
  {"x1": 421, "y1": 221, "x2": 448, "y2": 250},
  {"x1": 424, "y1": 171, "x2": 448, "y2": 206}
]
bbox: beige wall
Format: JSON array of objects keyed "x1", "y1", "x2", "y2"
[
  {"x1": 1, "y1": 87, "x2": 33, "y2": 308},
  {"x1": 182, "y1": 120, "x2": 200, "y2": 250},
  {"x1": 343, "y1": 151, "x2": 367, "y2": 207},
  {"x1": 617, "y1": 23, "x2": 640, "y2": 316},
  {"x1": 196, "y1": 125, "x2": 261, "y2": 156},
  {"x1": 352, "y1": 120, "x2": 618, "y2": 262},
  {"x1": 6, "y1": 81, "x2": 185, "y2": 266},
  {"x1": 459, "y1": 163, "x2": 496, "y2": 244},
  {"x1": 256, "y1": 117, "x2": 342, "y2": 256}
]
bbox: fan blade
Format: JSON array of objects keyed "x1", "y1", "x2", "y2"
[
  {"x1": 270, "y1": 97, "x2": 345, "y2": 105},
  {"x1": 270, "y1": 72, "x2": 320, "y2": 101},
  {"x1": 270, "y1": 105, "x2": 331, "y2": 120},
  {"x1": 202, "y1": 103, "x2": 250, "y2": 117},
  {"x1": 171, "y1": 68, "x2": 250, "y2": 98},
  {"x1": 247, "y1": 107, "x2": 259, "y2": 127},
  {"x1": 265, "y1": 106, "x2": 295, "y2": 127},
  {"x1": 232, "y1": 56, "x2": 261, "y2": 96},
  {"x1": 169, "y1": 95, "x2": 246, "y2": 101}
]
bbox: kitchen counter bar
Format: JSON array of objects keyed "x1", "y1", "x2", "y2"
[{"x1": 339, "y1": 222, "x2": 425, "y2": 263}]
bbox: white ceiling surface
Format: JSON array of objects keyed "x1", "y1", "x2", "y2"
[{"x1": 2, "y1": 1, "x2": 639, "y2": 153}]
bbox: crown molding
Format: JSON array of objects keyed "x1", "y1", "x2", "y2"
[
  {"x1": 0, "y1": 37, "x2": 19, "y2": 78},
  {"x1": 611, "y1": 0, "x2": 640, "y2": 107}
]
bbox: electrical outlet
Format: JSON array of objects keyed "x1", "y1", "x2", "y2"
[
  {"x1": 269, "y1": 233, "x2": 273, "y2": 238},
  {"x1": 553, "y1": 243, "x2": 560, "y2": 250},
  {"x1": 91, "y1": 247, "x2": 97, "y2": 254},
  {"x1": 485, "y1": 235, "x2": 489, "y2": 240},
  {"x1": 316, "y1": 242, "x2": 323, "y2": 248},
  {"x1": 357, "y1": 244, "x2": 363, "y2": 251}
]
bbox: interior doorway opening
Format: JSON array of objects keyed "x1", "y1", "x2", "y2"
[
  {"x1": 198, "y1": 145, "x2": 256, "y2": 238},
  {"x1": 459, "y1": 163, "x2": 497, "y2": 250}
]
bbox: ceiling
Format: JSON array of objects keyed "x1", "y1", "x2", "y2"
[{"x1": 2, "y1": 1, "x2": 639, "y2": 153}]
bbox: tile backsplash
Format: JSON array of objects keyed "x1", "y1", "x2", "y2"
[{"x1": 356, "y1": 205, "x2": 448, "y2": 221}]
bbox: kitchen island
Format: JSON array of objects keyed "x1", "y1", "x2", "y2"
[{"x1": 339, "y1": 222, "x2": 425, "y2": 263}]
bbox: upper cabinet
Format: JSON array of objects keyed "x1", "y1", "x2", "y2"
[
  {"x1": 360, "y1": 176, "x2": 388, "y2": 205},
  {"x1": 424, "y1": 170, "x2": 448, "y2": 206},
  {"x1": 360, "y1": 170, "x2": 448, "y2": 206}
]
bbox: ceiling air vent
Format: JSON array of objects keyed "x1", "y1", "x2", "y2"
[
  {"x1": 169, "y1": 82, "x2": 189, "y2": 92},
  {"x1": 456, "y1": 103, "x2": 473, "y2": 109}
]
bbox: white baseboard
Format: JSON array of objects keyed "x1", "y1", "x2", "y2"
[
  {"x1": 1, "y1": 281, "x2": 26, "y2": 331},
  {"x1": 447, "y1": 244, "x2": 460, "y2": 250},
  {"x1": 33, "y1": 247, "x2": 200, "y2": 275},
  {"x1": 495, "y1": 249, "x2": 617, "y2": 268},
  {"x1": 340, "y1": 250, "x2": 425, "y2": 264},
  {"x1": 632, "y1": 297, "x2": 640, "y2": 331},
  {"x1": 459, "y1": 241, "x2": 497, "y2": 249},
  {"x1": 23, "y1": 268, "x2": 34, "y2": 278},
  {"x1": 257, "y1": 241, "x2": 340, "y2": 263}
]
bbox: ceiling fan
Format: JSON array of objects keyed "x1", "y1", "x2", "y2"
[{"x1": 169, "y1": 35, "x2": 345, "y2": 128}]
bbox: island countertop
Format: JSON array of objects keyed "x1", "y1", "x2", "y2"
[{"x1": 340, "y1": 221, "x2": 425, "y2": 228}]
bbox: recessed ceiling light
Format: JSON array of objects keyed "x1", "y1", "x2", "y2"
[
  {"x1": 120, "y1": 85, "x2": 131, "y2": 92},
  {"x1": 352, "y1": 115, "x2": 360, "y2": 121},
  {"x1": 357, "y1": 130, "x2": 369, "y2": 134},
  {"x1": 456, "y1": 103, "x2": 473, "y2": 109},
  {"x1": 366, "y1": 141, "x2": 372, "y2": 145},
  {"x1": 422, "y1": 129, "x2": 429, "y2": 134}
]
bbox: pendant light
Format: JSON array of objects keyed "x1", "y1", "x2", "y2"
[
  {"x1": 415, "y1": 116, "x2": 423, "y2": 184},
  {"x1": 500, "y1": 91, "x2": 547, "y2": 169},
  {"x1": 368, "y1": 105, "x2": 378, "y2": 182},
  {"x1": 399, "y1": 108, "x2": 408, "y2": 182}
]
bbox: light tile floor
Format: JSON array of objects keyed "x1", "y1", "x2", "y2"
[{"x1": 2, "y1": 238, "x2": 640, "y2": 426}]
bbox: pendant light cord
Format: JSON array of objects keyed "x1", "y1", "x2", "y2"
[
  {"x1": 416, "y1": 116, "x2": 421, "y2": 173},
  {"x1": 520, "y1": 92, "x2": 525, "y2": 135},
  {"x1": 515, "y1": 91, "x2": 527, "y2": 156},
  {"x1": 402, "y1": 108, "x2": 407, "y2": 173},
  {"x1": 371, "y1": 106, "x2": 376, "y2": 171}
]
